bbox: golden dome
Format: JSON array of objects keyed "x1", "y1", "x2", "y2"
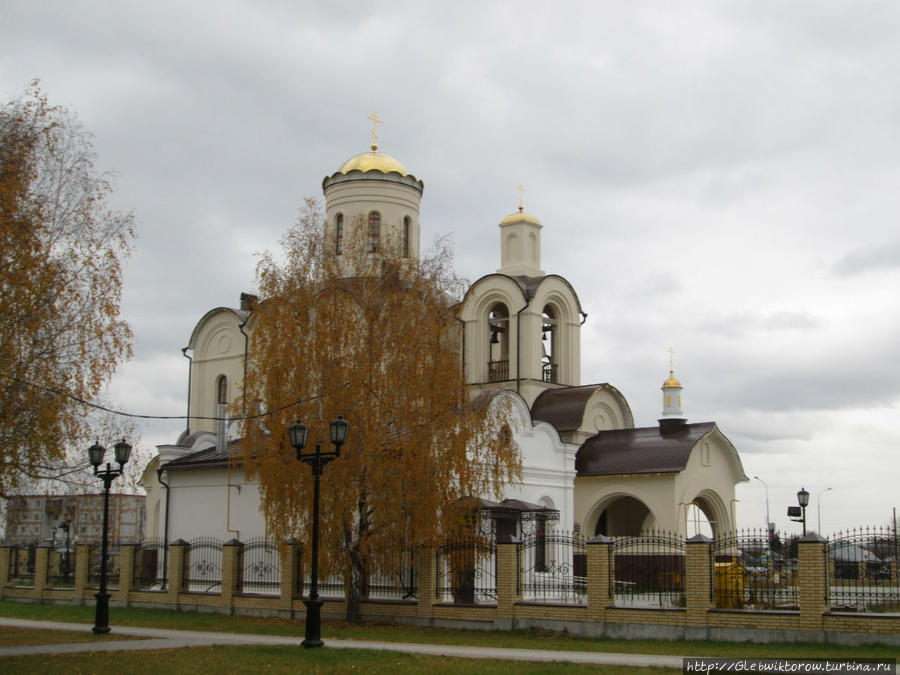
[
  {"x1": 500, "y1": 209, "x2": 542, "y2": 226},
  {"x1": 663, "y1": 370, "x2": 682, "y2": 388},
  {"x1": 337, "y1": 151, "x2": 410, "y2": 176}
]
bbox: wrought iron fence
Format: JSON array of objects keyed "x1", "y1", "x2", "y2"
[
  {"x1": 436, "y1": 537, "x2": 497, "y2": 604},
  {"x1": 317, "y1": 573, "x2": 345, "y2": 598},
  {"x1": 518, "y1": 530, "x2": 586, "y2": 605},
  {"x1": 612, "y1": 530, "x2": 685, "y2": 608},
  {"x1": 184, "y1": 537, "x2": 222, "y2": 593},
  {"x1": 712, "y1": 529, "x2": 798, "y2": 610},
  {"x1": 239, "y1": 537, "x2": 281, "y2": 595},
  {"x1": 8, "y1": 545, "x2": 35, "y2": 585},
  {"x1": 133, "y1": 538, "x2": 167, "y2": 590},
  {"x1": 366, "y1": 548, "x2": 418, "y2": 600},
  {"x1": 88, "y1": 543, "x2": 121, "y2": 588},
  {"x1": 48, "y1": 548, "x2": 74, "y2": 588},
  {"x1": 828, "y1": 526, "x2": 899, "y2": 612}
]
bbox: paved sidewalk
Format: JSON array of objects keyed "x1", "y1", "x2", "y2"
[{"x1": 0, "y1": 617, "x2": 684, "y2": 668}]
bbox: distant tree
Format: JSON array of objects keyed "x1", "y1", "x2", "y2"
[
  {"x1": 0, "y1": 81, "x2": 134, "y2": 499},
  {"x1": 240, "y1": 201, "x2": 520, "y2": 622}
]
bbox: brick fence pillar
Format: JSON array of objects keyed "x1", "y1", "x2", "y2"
[
  {"x1": 167, "y1": 540, "x2": 188, "y2": 603},
  {"x1": 586, "y1": 535, "x2": 612, "y2": 622},
  {"x1": 686, "y1": 534, "x2": 713, "y2": 627},
  {"x1": 279, "y1": 540, "x2": 301, "y2": 614},
  {"x1": 74, "y1": 544, "x2": 90, "y2": 597},
  {"x1": 115, "y1": 544, "x2": 136, "y2": 603},
  {"x1": 798, "y1": 533, "x2": 828, "y2": 633},
  {"x1": 0, "y1": 546, "x2": 11, "y2": 592},
  {"x1": 222, "y1": 539, "x2": 242, "y2": 609},
  {"x1": 34, "y1": 545, "x2": 51, "y2": 597},
  {"x1": 495, "y1": 536, "x2": 519, "y2": 624},
  {"x1": 416, "y1": 547, "x2": 436, "y2": 621}
]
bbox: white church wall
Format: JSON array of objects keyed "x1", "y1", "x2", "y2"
[
  {"x1": 497, "y1": 392, "x2": 577, "y2": 531},
  {"x1": 675, "y1": 430, "x2": 745, "y2": 535},
  {"x1": 574, "y1": 475, "x2": 680, "y2": 536},
  {"x1": 188, "y1": 311, "x2": 246, "y2": 434},
  {"x1": 164, "y1": 467, "x2": 265, "y2": 542}
]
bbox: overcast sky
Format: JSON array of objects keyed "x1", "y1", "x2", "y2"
[{"x1": 3, "y1": 1, "x2": 898, "y2": 534}]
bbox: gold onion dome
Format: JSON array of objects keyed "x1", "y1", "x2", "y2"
[
  {"x1": 663, "y1": 370, "x2": 682, "y2": 388},
  {"x1": 337, "y1": 150, "x2": 410, "y2": 176},
  {"x1": 500, "y1": 208, "x2": 542, "y2": 226}
]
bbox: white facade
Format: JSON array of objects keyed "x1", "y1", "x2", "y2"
[{"x1": 144, "y1": 144, "x2": 747, "y2": 544}]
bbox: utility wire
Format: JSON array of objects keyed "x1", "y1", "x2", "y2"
[{"x1": 12, "y1": 377, "x2": 331, "y2": 422}]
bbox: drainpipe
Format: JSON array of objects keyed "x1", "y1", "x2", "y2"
[
  {"x1": 225, "y1": 317, "x2": 252, "y2": 540},
  {"x1": 181, "y1": 348, "x2": 193, "y2": 437},
  {"x1": 157, "y1": 467, "x2": 170, "y2": 590}
]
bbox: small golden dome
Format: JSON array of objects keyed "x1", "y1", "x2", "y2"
[
  {"x1": 337, "y1": 151, "x2": 410, "y2": 176},
  {"x1": 663, "y1": 370, "x2": 682, "y2": 388},
  {"x1": 500, "y1": 208, "x2": 542, "y2": 226}
]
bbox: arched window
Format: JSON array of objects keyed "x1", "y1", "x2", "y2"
[
  {"x1": 335, "y1": 213, "x2": 343, "y2": 255},
  {"x1": 541, "y1": 305, "x2": 558, "y2": 383},
  {"x1": 487, "y1": 302, "x2": 510, "y2": 382},
  {"x1": 216, "y1": 374, "x2": 228, "y2": 404},
  {"x1": 367, "y1": 211, "x2": 381, "y2": 252},
  {"x1": 402, "y1": 216, "x2": 410, "y2": 257}
]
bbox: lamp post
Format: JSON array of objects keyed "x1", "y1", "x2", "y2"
[
  {"x1": 753, "y1": 475, "x2": 774, "y2": 542},
  {"x1": 796, "y1": 487, "x2": 810, "y2": 536},
  {"x1": 59, "y1": 518, "x2": 72, "y2": 579},
  {"x1": 289, "y1": 415, "x2": 349, "y2": 649},
  {"x1": 817, "y1": 487, "x2": 833, "y2": 535},
  {"x1": 88, "y1": 439, "x2": 131, "y2": 634}
]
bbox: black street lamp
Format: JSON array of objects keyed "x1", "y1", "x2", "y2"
[
  {"x1": 788, "y1": 487, "x2": 810, "y2": 536},
  {"x1": 289, "y1": 415, "x2": 349, "y2": 649},
  {"x1": 88, "y1": 438, "x2": 131, "y2": 634}
]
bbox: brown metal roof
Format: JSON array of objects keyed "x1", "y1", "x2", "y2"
[
  {"x1": 575, "y1": 422, "x2": 716, "y2": 476},
  {"x1": 531, "y1": 384, "x2": 630, "y2": 432}
]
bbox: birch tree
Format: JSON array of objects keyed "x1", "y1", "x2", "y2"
[
  {"x1": 241, "y1": 201, "x2": 520, "y2": 621},
  {"x1": 0, "y1": 81, "x2": 134, "y2": 498}
]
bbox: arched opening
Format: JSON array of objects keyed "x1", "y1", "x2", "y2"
[
  {"x1": 593, "y1": 496, "x2": 652, "y2": 536},
  {"x1": 367, "y1": 211, "x2": 381, "y2": 252},
  {"x1": 686, "y1": 502, "x2": 713, "y2": 538},
  {"x1": 487, "y1": 302, "x2": 510, "y2": 382},
  {"x1": 402, "y1": 216, "x2": 410, "y2": 257},
  {"x1": 687, "y1": 493, "x2": 727, "y2": 539},
  {"x1": 216, "y1": 374, "x2": 228, "y2": 404},
  {"x1": 541, "y1": 305, "x2": 558, "y2": 383},
  {"x1": 335, "y1": 213, "x2": 344, "y2": 255}
]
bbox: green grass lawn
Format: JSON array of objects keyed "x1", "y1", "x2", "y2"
[
  {"x1": 0, "y1": 625, "x2": 143, "y2": 647},
  {"x1": 0, "y1": 644, "x2": 680, "y2": 674},
  {"x1": 0, "y1": 600, "x2": 896, "y2": 662}
]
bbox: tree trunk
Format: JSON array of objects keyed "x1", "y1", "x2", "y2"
[{"x1": 345, "y1": 553, "x2": 364, "y2": 622}]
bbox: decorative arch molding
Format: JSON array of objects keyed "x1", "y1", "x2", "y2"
[
  {"x1": 527, "y1": 275, "x2": 584, "y2": 319},
  {"x1": 196, "y1": 322, "x2": 244, "y2": 361},
  {"x1": 459, "y1": 274, "x2": 529, "y2": 322},
  {"x1": 679, "y1": 487, "x2": 732, "y2": 538},
  {"x1": 703, "y1": 424, "x2": 749, "y2": 484},
  {"x1": 187, "y1": 307, "x2": 249, "y2": 354}
]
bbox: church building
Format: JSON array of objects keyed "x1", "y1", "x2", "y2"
[{"x1": 142, "y1": 139, "x2": 747, "y2": 544}]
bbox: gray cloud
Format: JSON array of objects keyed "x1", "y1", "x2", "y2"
[
  {"x1": 833, "y1": 240, "x2": 900, "y2": 276},
  {"x1": 3, "y1": 1, "x2": 898, "y2": 530}
]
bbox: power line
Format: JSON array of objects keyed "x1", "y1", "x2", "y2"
[{"x1": 13, "y1": 378, "x2": 325, "y2": 422}]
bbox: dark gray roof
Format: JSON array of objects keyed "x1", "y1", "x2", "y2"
[
  {"x1": 575, "y1": 422, "x2": 716, "y2": 477},
  {"x1": 165, "y1": 437, "x2": 243, "y2": 470}
]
